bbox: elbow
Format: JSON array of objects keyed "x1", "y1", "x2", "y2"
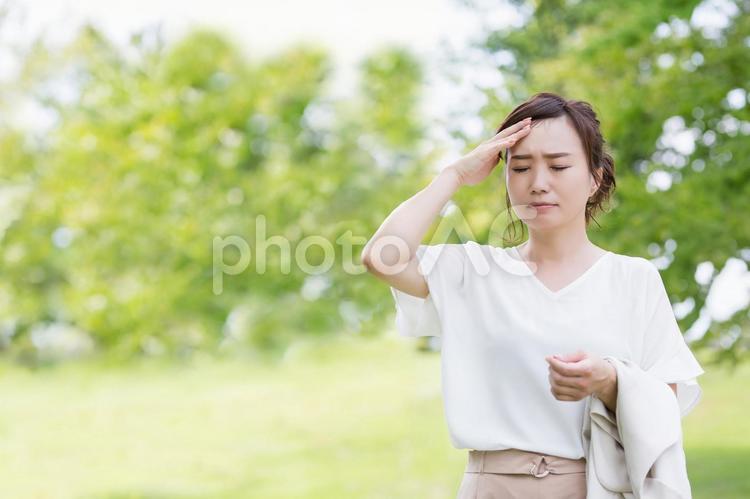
[
  {"x1": 360, "y1": 239, "x2": 410, "y2": 274},
  {"x1": 360, "y1": 245, "x2": 376, "y2": 273},
  {"x1": 360, "y1": 251, "x2": 373, "y2": 272}
]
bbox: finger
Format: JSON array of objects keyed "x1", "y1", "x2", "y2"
[
  {"x1": 550, "y1": 372, "x2": 586, "y2": 390},
  {"x1": 498, "y1": 121, "x2": 531, "y2": 140},
  {"x1": 494, "y1": 123, "x2": 532, "y2": 146},
  {"x1": 547, "y1": 357, "x2": 586, "y2": 377},
  {"x1": 494, "y1": 124, "x2": 530, "y2": 161},
  {"x1": 547, "y1": 353, "x2": 588, "y2": 372},
  {"x1": 494, "y1": 118, "x2": 532, "y2": 139},
  {"x1": 556, "y1": 350, "x2": 587, "y2": 362},
  {"x1": 551, "y1": 385, "x2": 583, "y2": 399},
  {"x1": 495, "y1": 132, "x2": 529, "y2": 157}
]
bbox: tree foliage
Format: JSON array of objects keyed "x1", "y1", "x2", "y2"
[
  {"x1": 1, "y1": 0, "x2": 748, "y2": 365},
  {"x1": 0, "y1": 24, "x2": 437, "y2": 363},
  {"x1": 468, "y1": 0, "x2": 750, "y2": 365}
]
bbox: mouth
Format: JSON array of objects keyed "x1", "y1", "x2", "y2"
[{"x1": 529, "y1": 203, "x2": 558, "y2": 207}]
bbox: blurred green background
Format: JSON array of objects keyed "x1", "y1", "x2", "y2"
[{"x1": 0, "y1": 0, "x2": 748, "y2": 497}]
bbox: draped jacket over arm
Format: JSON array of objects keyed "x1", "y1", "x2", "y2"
[{"x1": 581, "y1": 356, "x2": 697, "y2": 499}]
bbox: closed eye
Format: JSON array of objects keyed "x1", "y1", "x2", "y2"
[{"x1": 511, "y1": 166, "x2": 570, "y2": 172}]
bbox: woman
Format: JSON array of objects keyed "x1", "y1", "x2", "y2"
[{"x1": 361, "y1": 92, "x2": 704, "y2": 498}]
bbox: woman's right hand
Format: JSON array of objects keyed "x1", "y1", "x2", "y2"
[{"x1": 447, "y1": 117, "x2": 533, "y2": 186}]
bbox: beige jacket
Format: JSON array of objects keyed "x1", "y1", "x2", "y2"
[{"x1": 581, "y1": 356, "x2": 693, "y2": 499}]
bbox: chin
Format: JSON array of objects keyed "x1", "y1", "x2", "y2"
[
  {"x1": 524, "y1": 220, "x2": 560, "y2": 231},
  {"x1": 512, "y1": 204, "x2": 561, "y2": 224}
]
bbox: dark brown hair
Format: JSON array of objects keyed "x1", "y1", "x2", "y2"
[{"x1": 495, "y1": 92, "x2": 616, "y2": 244}]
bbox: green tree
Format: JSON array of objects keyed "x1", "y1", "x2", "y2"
[
  {"x1": 0, "y1": 23, "x2": 435, "y2": 362},
  {"x1": 462, "y1": 0, "x2": 749, "y2": 365}
]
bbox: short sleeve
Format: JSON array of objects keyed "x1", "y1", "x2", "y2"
[
  {"x1": 389, "y1": 243, "x2": 467, "y2": 337},
  {"x1": 638, "y1": 262, "x2": 706, "y2": 418}
]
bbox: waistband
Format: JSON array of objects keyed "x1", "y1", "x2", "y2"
[{"x1": 465, "y1": 449, "x2": 586, "y2": 477}]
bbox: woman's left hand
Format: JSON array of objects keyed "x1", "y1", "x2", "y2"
[{"x1": 544, "y1": 350, "x2": 616, "y2": 401}]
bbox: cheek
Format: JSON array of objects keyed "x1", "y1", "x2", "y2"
[
  {"x1": 505, "y1": 178, "x2": 519, "y2": 201},
  {"x1": 560, "y1": 174, "x2": 592, "y2": 203}
]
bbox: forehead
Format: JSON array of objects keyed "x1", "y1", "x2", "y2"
[{"x1": 509, "y1": 115, "x2": 584, "y2": 158}]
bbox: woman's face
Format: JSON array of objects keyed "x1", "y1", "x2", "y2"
[{"x1": 505, "y1": 115, "x2": 599, "y2": 230}]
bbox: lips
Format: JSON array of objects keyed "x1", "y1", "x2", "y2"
[{"x1": 530, "y1": 203, "x2": 557, "y2": 207}]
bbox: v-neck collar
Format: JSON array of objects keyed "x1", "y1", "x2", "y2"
[{"x1": 509, "y1": 245, "x2": 612, "y2": 299}]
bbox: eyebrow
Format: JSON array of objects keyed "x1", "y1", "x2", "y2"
[{"x1": 509, "y1": 152, "x2": 572, "y2": 160}]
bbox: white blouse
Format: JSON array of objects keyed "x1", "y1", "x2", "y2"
[{"x1": 390, "y1": 241, "x2": 705, "y2": 460}]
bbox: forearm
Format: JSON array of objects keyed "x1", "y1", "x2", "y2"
[{"x1": 362, "y1": 167, "x2": 462, "y2": 267}]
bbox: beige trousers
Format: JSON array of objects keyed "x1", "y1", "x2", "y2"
[{"x1": 456, "y1": 448, "x2": 587, "y2": 499}]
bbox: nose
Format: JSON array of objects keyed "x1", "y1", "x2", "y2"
[{"x1": 530, "y1": 165, "x2": 551, "y2": 194}]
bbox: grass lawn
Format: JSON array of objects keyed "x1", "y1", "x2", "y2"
[{"x1": 0, "y1": 333, "x2": 746, "y2": 498}]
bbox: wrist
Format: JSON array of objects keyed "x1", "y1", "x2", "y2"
[
  {"x1": 440, "y1": 165, "x2": 464, "y2": 189},
  {"x1": 596, "y1": 359, "x2": 617, "y2": 397}
]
